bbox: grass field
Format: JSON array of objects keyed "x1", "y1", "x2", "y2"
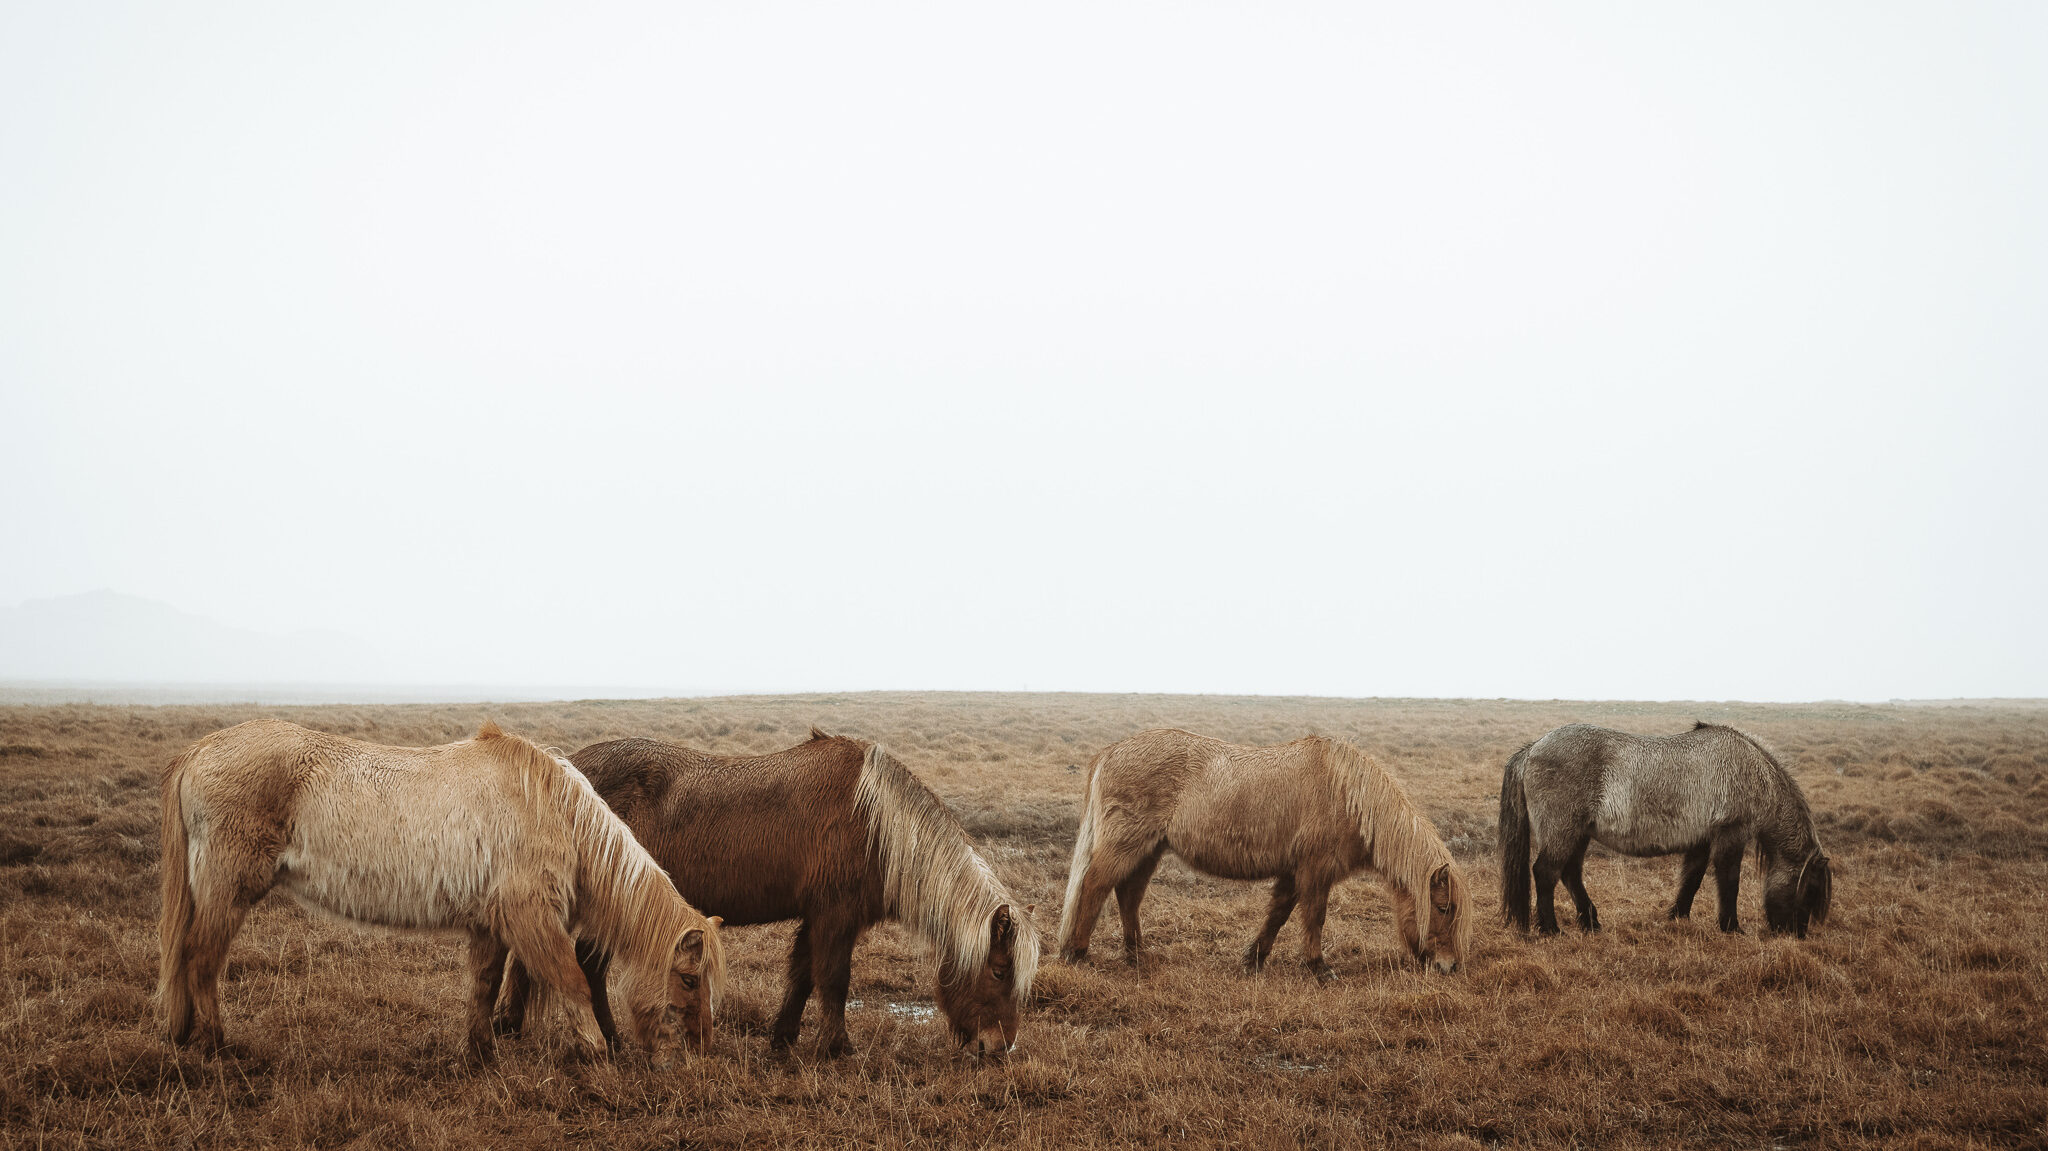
[{"x1": 1, "y1": 693, "x2": 2043, "y2": 1149}]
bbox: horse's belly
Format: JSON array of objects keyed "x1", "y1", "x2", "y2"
[
  {"x1": 673, "y1": 874, "x2": 810, "y2": 927},
  {"x1": 1164, "y1": 813, "x2": 1316, "y2": 881},
  {"x1": 276, "y1": 802, "x2": 499, "y2": 931},
  {"x1": 1592, "y1": 777, "x2": 1719, "y2": 858}
]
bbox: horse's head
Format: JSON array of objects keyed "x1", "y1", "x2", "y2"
[
  {"x1": 1421, "y1": 863, "x2": 1468, "y2": 974},
  {"x1": 1765, "y1": 854, "x2": 1832, "y2": 939},
  {"x1": 935, "y1": 904, "x2": 1033, "y2": 1057},
  {"x1": 665, "y1": 916, "x2": 725, "y2": 1054}
]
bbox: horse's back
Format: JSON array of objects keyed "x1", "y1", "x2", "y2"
[
  {"x1": 569, "y1": 735, "x2": 873, "y2": 926},
  {"x1": 1523, "y1": 723, "x2": 1757, "y2": 856}
]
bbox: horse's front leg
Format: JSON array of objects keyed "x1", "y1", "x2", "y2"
[
  {"x1": 1668, "y1": 843, "x2": 1711, "y2": 920},
  {"x1": 502, "y1": 909, "x2": 607, "y2": 1059},
  {"x1": 1294, "y1": 875, "x2": 1337, "y2": 982},
  {"x1": 770, "y1": 921, "x2": 816, "y2": 1051},
  {"x1": 808, "y1": 914, "x2": 862, "y2": 1058},
  {"x1": 1711, "y1": 834, "x2": 1747, "y2": 933},
  {"x1": 575, "y1": 940, "x2": 621, "y2": 1054},
  {"x1": 494, "y1": 957, "x2": 531, "y2": 1038},
  {"x1": 1243, "y1": 874, "x2": 1298, "y2": 973},
  {"x1": 466, "y1": 931, "x2": 511, "y2": 1063}
]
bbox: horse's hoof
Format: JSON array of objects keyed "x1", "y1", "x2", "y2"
[
  {"x1": 491, "y1": 1015, "x2": 522, "y2": 1039},
  {"x1": 823, "y1": 1038, "x2": 856, "y2": 1059},
  {"x1": 1061, "y1": 947, "x2": 1087, "y2": 964},
  {"x1": 1241, "y1": 949, "x2": 1267, "y2": 974},
  {"x1": 194, "y1": 1031, "x2": 231, "y2": 1058},
  {"x1": 1311, "y1": 964, "x2": 1338, "y2": 984}
]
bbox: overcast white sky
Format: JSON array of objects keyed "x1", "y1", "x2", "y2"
[{"x1": 2, "y1": 2, "x2": 2043, "y2": 700}]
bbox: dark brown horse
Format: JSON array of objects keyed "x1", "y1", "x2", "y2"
[{"x1": 497, "y1": 729, "x2": 1037, "y2": 1057}]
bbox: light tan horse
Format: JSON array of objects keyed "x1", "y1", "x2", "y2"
[
  {"x1": 157, "y1": 719, "x2": 725, "y2": 1063},
  {"x1": 1057, "y1": 730, "x2": 1469, "y2": 978}
]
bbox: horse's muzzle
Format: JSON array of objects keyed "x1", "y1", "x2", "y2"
[{"x1": 965, "y1": 1025, "x2": 1016, "y2": 1059}]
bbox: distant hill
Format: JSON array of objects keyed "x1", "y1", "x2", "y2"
[{"x1": 0, "y1": 590, "x2": 387, "y2": 684}]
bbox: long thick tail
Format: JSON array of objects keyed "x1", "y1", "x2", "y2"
[
  {"x1": 1054, "y1": 756, "x2": 1105, "y2": 955},
  {"x1": 1498, "y1": 744, "x2": 1534, "y2": 932},
  {"x1": 157, "y1": 748, "x2": 197, "y2": 1042}
]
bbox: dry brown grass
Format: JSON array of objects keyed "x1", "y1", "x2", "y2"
[{"x1": 2, "y1": 693, "x2": 2043, "y2": 1148}]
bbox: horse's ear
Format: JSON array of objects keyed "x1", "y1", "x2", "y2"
[
  {"x1": 678, "y1": 927, "x2": 705, "y2": 962},
  {"x1": 1429, "y1": 864, "x2": 1451, "y2": 898},
  {"x1": 991, "y1": 905, "x2": 1015, "y2": 947},
  {"x1": 809, "y1": 726, "x2": 831, "y2": 741},
  {"x1": 708, "y1": 915, "x2": 724, "y2": 930}
]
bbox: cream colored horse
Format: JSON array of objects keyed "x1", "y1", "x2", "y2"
[
  {"x1": 157, "y1": 719, "x2": 724, "y2": 1063},
  {"x1": 1058, "y1": 729, "x2": 1469, "y2": 978}
]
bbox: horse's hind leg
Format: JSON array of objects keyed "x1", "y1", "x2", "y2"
[
  {"x1": 1061, "y1": 841, "x2": 1141, "y2": 964},
  {"x1": 1668, "y1": 844, "x2": 1711, "y2": 920},
  {"x1": 1561, "y1": 841, "x2": 1600, "y2": 932},
  {"x1": 1531, "y1": 848, "x2": 1566, "y2": 935},
  {"x1": 1113, "y1": 844, "x2": 1167, "y2": 964},
  {"x1": 771, "y1": 921, "x2": 815, "y2": 1050},
  {"x1": 181, "y1": 858, "x2": 268, "y2": 1053},
  {"x1": 1244, "y1": 874, "x2": 1298, "y2": 973},
  {"x1": 1711, "y1": 834, "x2": 1747, "y2": 933}
]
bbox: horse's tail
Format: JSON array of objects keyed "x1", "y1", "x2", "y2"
[
  {"x1": 1055, "y1": 754, "x2": 1106, "y2": 955},
  {"x1": 1498, "y1": 743, "x2": 1534, "y2": 932},
  {"x1": 157, "y1": 746, "x2": 198, "y2": 1042}
]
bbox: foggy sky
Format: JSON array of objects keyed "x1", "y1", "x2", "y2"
[{"x1": 2, "y1": 3, "x2": 2043, "y2": 701}]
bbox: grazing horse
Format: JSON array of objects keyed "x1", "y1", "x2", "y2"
[
  {"x1": 497, "y1": 730, "x2": 1037, "y2": 1057},
  {"x1": 1057, "y1": 730, "x2": 1469, "y2": 979},
  {"x1": 157, "y1": 720, "x2": 725, "y2": 1063},
  {"x1": 1499, "y1": 722, "x2": 1832, "y2": 938}
]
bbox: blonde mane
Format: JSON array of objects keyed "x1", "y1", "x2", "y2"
[
  {"x1": 476, "y1": 724, "x2": 726, "y2": 1010},
  {"x1": 851, "y1": 743, "x2": 1038, "y2": 1003},
  {"x1": 1322, "y1": 737, "x2": 1470, "y2": 957}
]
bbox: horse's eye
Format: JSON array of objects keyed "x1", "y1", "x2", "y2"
[{"x1": 679, "y1": 974, "x2": 698, "y2": 990}]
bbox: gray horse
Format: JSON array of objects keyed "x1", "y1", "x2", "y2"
[{"x1": 1499, "y1": 722, "x2": 1831, "y2": 937}]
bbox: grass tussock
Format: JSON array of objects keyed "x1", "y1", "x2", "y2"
[{"x1": 0, "y1": 693, "x2": 2044, "y2": 1148}]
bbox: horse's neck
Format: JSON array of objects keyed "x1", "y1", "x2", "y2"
[{"x1": 1755, "y1": 797, "x2": 1819, "y2": 862}]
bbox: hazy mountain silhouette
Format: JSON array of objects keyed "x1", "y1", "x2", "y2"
[{"x1": 0, "y1": 590, "x2": 386, "y2": 683}]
